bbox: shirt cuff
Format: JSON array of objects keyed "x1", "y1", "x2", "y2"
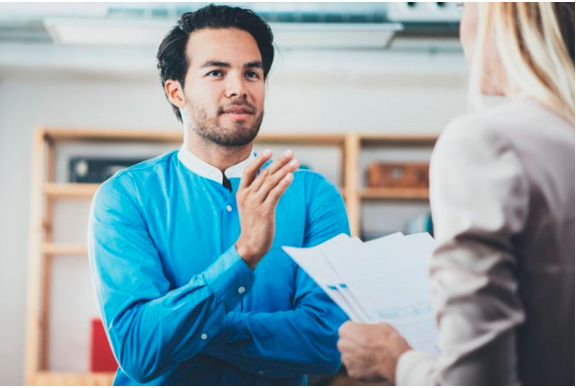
[
  {"x1": 396, "y1": 350, "x2": 439, "y2": 386},
  {"x1": 202, "y1": 245, "x2": 255, "y2": 312}
]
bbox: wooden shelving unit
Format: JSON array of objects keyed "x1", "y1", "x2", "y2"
[
  {"x1": 360, "y1": 187, "x2": 430, "y2": 200},
  {"x1": 35, "y1": 372, "x2": 115, "y2": 386},
  {"x1": 346, "y1": 134, "x2": 437, "y2": 234},
  {"x1": 43, "y1": 243, "x2": 88, "y2": 256},
  {"x1": 25, "y1": 128, "x2": 436, "y2": 385},
  {"x1": 44, "y1": 183, "x2": 99, "y2": 198}
]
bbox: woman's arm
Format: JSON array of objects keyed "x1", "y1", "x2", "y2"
[{"x1": 397, "y1": 117, "x2": 530, "y2": 385}]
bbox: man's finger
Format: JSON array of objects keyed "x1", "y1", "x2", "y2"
[
  {"x1": 263, "y1": 172, "x2": 293, "y2": 208},
  {"x1": 239, "y1": 150, "x2": 272, "y2": 190},
  {"x1": 265, "y1": 149, "x2": 294, "y2": 176},
  {"x1": 257, "y1": 159, "x2": 299, "y2": 198},
  {"x1": 251, "y1": 150, "x2": 295, "y2": 192}
]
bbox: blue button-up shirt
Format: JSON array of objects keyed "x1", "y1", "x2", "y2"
[{"x1": 88, "y1": 146, "x2": 349, "y2": 385}]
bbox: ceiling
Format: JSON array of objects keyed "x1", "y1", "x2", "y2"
[
  {"x1": 0, "y1": 2, "x2": 461, "y2": 48},
  {"x1": 0, "y1": 3, "x2": 465, "y2": 81}
]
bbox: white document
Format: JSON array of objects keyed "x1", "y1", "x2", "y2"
[
  {"x1": 285, "y1": 235, "x2": 362, "y2": 321},
  {"x1": 283, "y1": 232, "x2": 439, "y2": 354}
]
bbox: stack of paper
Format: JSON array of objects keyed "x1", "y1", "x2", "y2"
[{"x1": 283, "y1": 232, "x2": 438, "y2": 354}]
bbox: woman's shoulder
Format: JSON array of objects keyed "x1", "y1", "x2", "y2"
[
  {"x1": 432, "y1": 98, "x2": 574, "y2": 196},
  {"x1": 439, "y1": 98, "x2": 573, "y2": 151},
  {"x1": 434, "y1": 109, "x2": 509, "y2": 161}
]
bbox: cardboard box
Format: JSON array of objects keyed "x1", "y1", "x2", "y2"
[{"x1": 367, "y1": 162, "x2": 429, "y2": 188}]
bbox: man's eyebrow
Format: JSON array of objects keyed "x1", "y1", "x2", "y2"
[
  {"x1": 201, "y1": 60, "x2": 231, "y2": 68},
  {"x1": 244, "y1": 61, "x2": 263, "y2": 69}
]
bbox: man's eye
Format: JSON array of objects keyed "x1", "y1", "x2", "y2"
[
  {"x1": 207, "y1": 70, "x2": 223, "y2": 77},
  {"x1": 246, "y1": 71, "x2": 260, "y2": 79}
]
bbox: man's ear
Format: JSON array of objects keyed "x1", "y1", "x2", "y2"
[{"x1": 164, "y1": 79, "x2": 185, "y2": 108}]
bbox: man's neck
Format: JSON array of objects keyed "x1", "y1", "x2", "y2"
[{"x1": 184, "y1": 130, "x2": 253, "y2": 172}]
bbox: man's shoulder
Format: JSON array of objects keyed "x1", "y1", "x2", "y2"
[
  {"x1": 294, "y1": 168, "x2": 332, "y2": 185},
  {"x1": 122, "y1": 151, "x2": 178, "y2": 176},
  {"x1": 291, "y1": 169, "x2": 350, "y2": 238},
  {"x1": 292, "y1": 168, "x2": 342, "y2": 199},
  {"x1": 96, "y1": 151, "x2": 177, "y2": 200}
]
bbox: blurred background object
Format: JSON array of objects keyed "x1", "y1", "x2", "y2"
[{"x1": 89, "y1": 319, "x2": 117, "y2": 373}]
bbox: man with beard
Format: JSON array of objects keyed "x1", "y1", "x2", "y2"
[{"x1": 88, "y1": 4, "x2": 349, "y2": 386}]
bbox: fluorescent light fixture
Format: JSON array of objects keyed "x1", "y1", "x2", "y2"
[
  {"x1": 387, "y1": 2, "x2": 461, "y2": 22},
  {"x1": 44, "y1": 18, "x2": 402, "y2": 49},
  {"x1": 44, "y1": 18, "x2": 171, "y2": 47},
  {"x1": 272, "y1": 23, "x2": 402, "y2": 49},
  {"x1": 0, "y1": 3, "x2": 107, "y2": 18}
]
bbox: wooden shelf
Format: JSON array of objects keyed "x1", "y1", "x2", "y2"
[
  {"x1": 43, "y1": 128, "x2": 345, "y2": 145},
  {"x1": 360, "y1": 134, "x2": 438, "y2": 146},
  {"x1": 44, "y1": 183, "x2": 99, "y2": 198},
  {"x1": 44, "y1": 129, "x2": 182, "y2": 143},
  {"x1": 360, "y1": 188, "x2": 429, "y2": 200},
  {"x1": 27, "y1": 128, "x2": 436, "y2": 385},
  {"x1": 258, "y1": 133, "x2": 346, "y2": 145},
  {"x1": 44, "y1": 183, "x2": 343, "y2": 199},
  {"x1": 43, "y1": 243, "x2": 88, "y2": 256},
  {"x1": 36, "y1": 371, "x2": 115, "y2": 386}
]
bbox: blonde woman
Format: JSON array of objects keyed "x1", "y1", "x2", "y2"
[{"x1": 338, "y1": 2, "x2": 575, "y2": 385}]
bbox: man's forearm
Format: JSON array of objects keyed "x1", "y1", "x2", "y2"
[
  {"x1": 202, "y1": 301, "x2": 346, "y2": 378},
  {"x1": 95, "y1": 245, "x2": 254, "y2": 383}
]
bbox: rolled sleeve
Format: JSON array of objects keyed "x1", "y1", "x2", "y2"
[{"x1": 202, "y1": 245, "x2": 255, "y2": 312}]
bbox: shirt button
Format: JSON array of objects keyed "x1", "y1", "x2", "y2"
[
  {"x1": 200, "y1": 333, "x2": 208, "y2": 340},
  {"x1": 226, "y1": 205, "x2": 232, "y2": 212},
  {"x1": 258, "y1": 371, "x2": 264, "y2": 376},
  {"x1": 238, "y1": 286, "x2": 246, "y2": 294}
]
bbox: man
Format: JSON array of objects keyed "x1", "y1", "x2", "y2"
[{"x1": 88, "y1": 4, "x2": 349, "y2": 385}]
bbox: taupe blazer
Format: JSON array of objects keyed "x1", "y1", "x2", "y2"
[{"x1": 397, "y1": 99, "x2": 575, "y2": 385}]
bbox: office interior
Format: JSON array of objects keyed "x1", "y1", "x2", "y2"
[{"x1": 0, "y1": 2, "x2": 471, "y2": 386}]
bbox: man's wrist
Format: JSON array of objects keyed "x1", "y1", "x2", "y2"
[{"x1": 235, "y1": 241, "x2": 259, "y2": 270}]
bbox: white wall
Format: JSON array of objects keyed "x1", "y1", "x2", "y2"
[{"x1": 0, "y1": 46, "x2": 468, "y2": 385}]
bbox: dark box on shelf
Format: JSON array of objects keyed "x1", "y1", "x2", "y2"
[{"x1": 69, "y1": 157, "x2": 145, "y2": 183}]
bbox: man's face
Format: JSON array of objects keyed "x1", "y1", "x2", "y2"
[{"x1": 180, "y1": 28, "x2": 265, "y2": 147}]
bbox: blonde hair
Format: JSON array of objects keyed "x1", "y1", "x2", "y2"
[{"x1": 470, "y1": 2, "x2": 575, "y2": 124}]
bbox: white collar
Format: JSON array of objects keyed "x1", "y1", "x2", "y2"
[{"x1": 177, "y1": 145, "x2": 256, "y2": 184}]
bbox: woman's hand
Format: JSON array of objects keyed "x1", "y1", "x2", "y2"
[{"x1": 338, "y1": 321, "x2": 412, "y2": 383}]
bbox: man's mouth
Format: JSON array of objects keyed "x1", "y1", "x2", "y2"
[
  {"x1": 225, "y1": 110, "x2": 252, "y2": 114},
  {"x1": 221, "y1": 105, "x2": 255, "y2": 117},
  {"x1": 221, "y1": 106, "x2": 255, "y2": 120}
]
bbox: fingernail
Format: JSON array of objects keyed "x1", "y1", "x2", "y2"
[
  {"x1": 284, "y1": 149, "x2": 293, "y2": 157},
  {"x1": 285, "y1": 173, "x2": 293, "y2": 180},
  {"x1": 289, "y1": 159, "x2": 298, "y2": 167},
  {"x1": 263, "y1": 149, "x2": 272, "y2": 156}
]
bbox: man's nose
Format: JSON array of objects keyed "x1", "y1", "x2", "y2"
[{"x1": 225, "y1": 73, "x2": 247, "y2": 99}]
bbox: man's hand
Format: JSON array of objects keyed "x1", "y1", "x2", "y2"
[
  {"x1": 337, "y1": 321, "x2": 412, "y2": 383},
  {"x1": 235, "y1": 149, "x2": 299, "y2": 270}
]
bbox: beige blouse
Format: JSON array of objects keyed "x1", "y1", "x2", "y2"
[{"x1": 396, "y1": 99, "x2": 575, "y2": 385}]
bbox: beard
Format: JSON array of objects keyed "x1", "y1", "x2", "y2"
[{"x1": 186, "y1": 99, "x2": 263, "y2": 148}]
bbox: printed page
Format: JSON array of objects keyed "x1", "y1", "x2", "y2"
[
  {"x1": 283, "y1": 234, "x2": 367, "y2": 322},
  {"x1": 283, "y1": 233, "x2": 439, "y2": 354}
]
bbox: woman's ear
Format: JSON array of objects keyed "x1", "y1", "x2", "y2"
[{"x1": 164, "y1": 80, "x2": 185, "y2": 108}]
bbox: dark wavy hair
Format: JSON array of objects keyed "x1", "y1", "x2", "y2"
[{"x1": 157, "y1": 4, "x2": 274, "y2": 122}]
